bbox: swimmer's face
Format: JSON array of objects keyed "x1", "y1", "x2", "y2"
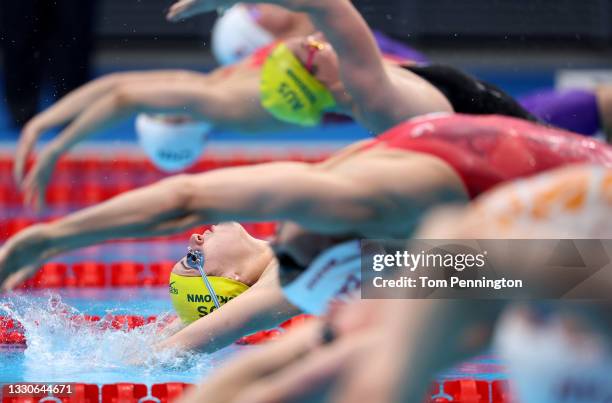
[
  {"x1": 285, "y1": 34, "x2": 350, "y2": 107},
  {"x1": 172, "y1": 222, "x2": 262, "y2": 278}
]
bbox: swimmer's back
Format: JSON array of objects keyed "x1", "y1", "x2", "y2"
[
  {"x1": 369, "y1": 114, "x2": 612, "y2": 198},
  {"x1": 471, "y1": 164, "x2": 612, "y2": 237},
  {"x1": 402, "y1": 64, "x2": 537, "y2": 121}
]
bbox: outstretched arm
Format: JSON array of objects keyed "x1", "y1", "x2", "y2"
[
  {"x1": 14, "y1": 70, "x2": 202, "y2": 186},
  {"x1": 22, "y1": 76, "x2": 270, "y2": 210},
  {"x1": 168, "y1": 0, "x2": 449, "y2": 132},
  {"x1": 168, "y1": 1, "x2": 387, "y2": 102},
  {"x1": 0, "y1": 156, "x2": 410, "y2": 289},
  {"x1": 157, "y1": 265, "x2": 300, "y2": 354}
]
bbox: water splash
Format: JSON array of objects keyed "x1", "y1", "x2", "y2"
[{"x1": 0, "y1": 294, "x2": 215, "y2": 383}]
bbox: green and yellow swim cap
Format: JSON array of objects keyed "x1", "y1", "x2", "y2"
[
  {"x1": 169, "y1": 272, "x2": 249, "y2": 324},
  {"x1": 260, "y1": 43, "x2": 336, "y2": 127}
]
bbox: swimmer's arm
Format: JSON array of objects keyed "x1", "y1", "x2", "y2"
[
  {"x1": 21, "y1": 162, "x2": 373, "y2": 255},
  {"x1": 44, "y1": 80, "x2": 235, "y2": 159},
  {"x1": 0, "y1": 158, "x2": 461, "y2": 288},
  {"x1": 49, "y1": 158, "x2": 459, "y2": 250},
  {"x1": 302, "y1": 0, "x2": 432, "y2": 133},
  {"x1": 22, "y1": 78, "x2": 269, "y2": 209},
  {"x1": 301, "y1": 1, "x2": 453, "y2": 130},
  {"x1": 15, "y1": 70, "x2": 204, "y2": 184},
  {"x1": 294, "y1": 0, "x2": 413, "y2": 131},
  {"x1": 156, "y1": 265, "x2": 300, "y2": 354}
]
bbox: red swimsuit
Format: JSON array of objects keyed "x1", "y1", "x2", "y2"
[{"x1": 367, "y1": 114, "x2": 612, "y2": 198}]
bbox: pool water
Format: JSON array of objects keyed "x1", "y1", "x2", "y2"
[
  {"x1": 0, "y1": 288, "x2": 507, "y2": 388},
  {"x1": 0, "y1": 288, "x2": 245, "y2": 385}
]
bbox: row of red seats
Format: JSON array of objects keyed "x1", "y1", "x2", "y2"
[
  {"x1": 0, "y1": 380, "x2": 513, "y2": 402},
  {"x1": 1, "y1": 382, "x2": 193, "y2": 403},
  {"x1": 429, "y1": 379, "x2": 511, "y2": 403},
  {"x1": 0, "y1": 183, "x2": 137, "y2": 206},
  {"x1": 0, "y1": 219, "x2": 277, "y2": 242},
  {"x1": 17, "y1": 261, "x2": 173, "y2": 289}
]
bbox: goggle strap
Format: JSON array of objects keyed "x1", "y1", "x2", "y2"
[
  {"x1": 305, "y1": 45, "x2": 318, "y2": 74},
  {"x1": 198, "y1": 267, "x2": 222, "y2": 309},
  {"x1": 188, "y1": 248, "x2": 222, "y2": 309}
]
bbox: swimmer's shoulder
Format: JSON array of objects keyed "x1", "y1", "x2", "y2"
[{"x1": 250, "y1": 260, "x2": 282, "y2": 290}]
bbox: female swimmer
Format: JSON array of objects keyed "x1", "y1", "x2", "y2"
[
  {"x1": 16, "y1": 0, "x2": 534, "y2": 209},
  {"x1": 177, "y1": 164, "x2": 612, "y2": 403},
  {"x1": 1, "y1": 114, "x2": 610, "y2": 328},
  {"x1": 157, "y1": 222, "x2": 300, "y2": 353}
]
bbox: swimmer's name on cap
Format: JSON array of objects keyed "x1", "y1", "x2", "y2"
[{"x1": 169, "y1": 272, "x2": 249, "y2": 324}]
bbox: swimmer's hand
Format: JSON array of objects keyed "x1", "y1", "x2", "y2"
[
  {"x1": 167, "y1": 0, "x2": 216, "y2": 21},
  {"x1": 0, "y1": 224, "x2": 50, "y2": 291},
  {"x1": 13, "y1": 121, "x2": 43, "y2": 189},
  {"x1": 21, "y1": 146, "x2": 59, "y2": 211}
]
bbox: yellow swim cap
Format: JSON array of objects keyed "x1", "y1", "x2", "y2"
[
  {"x1": 260, "y1": 43, "x2": 337, "y2": 127},
  {"x1": 169, "y1": 272, "x2": 249, "y2": 324}
]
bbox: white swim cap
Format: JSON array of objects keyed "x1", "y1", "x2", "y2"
[
  {"x1": 211, "y1": 4, "x2": 275, "y2": 65},
  {"x1": 496, "y1": 308, "x2": 612, "y2": 403},
  {"x1": 135, "y1": 114, "x2": 211, "y2": 173}
]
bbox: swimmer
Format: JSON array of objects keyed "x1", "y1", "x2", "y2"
[
  {"x1": 519, "y1": 86, "x2": 612, "y2": 141},
  {"x1": 2, "y1": 114, "x2": 611, "y2": 306},
  {"x1": 177, "y1": 164, "x2": 612, "y2": 403},
  {"x1": 158, "y1": 222, "x2": 302, "y2": 353},
  {"x1": 15, "y1": 0, "x2": 534, "y2": 208},
  {"x1": 210, "y1": 3, "x2": 315, "y2": 65},
  {"x1": 209, "y1": 3, "x2": 427, "y2": 66}
]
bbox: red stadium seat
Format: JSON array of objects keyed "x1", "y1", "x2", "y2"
[
  {"x1": 101, "y1": 383, "x2": 148, "y2": 403},
  {"x1": 443, "y1": 379, "x2": 490, "y2": 403},
  {"x1": 151, "y1": 383, "x2": 194, "y2": 403},
  {"x1": 148, "y1": 261, "x2": 175, "y2": 286},
  {"x1": 1, "y1": 397, "x2": 37, "y2": 403},
  {"x1": 7, "y1": 218, "x2": 34, "y2": 238},
  {"x1": 47, "y1": 183, "x2": 74, "y2": 205},
  {"x1": 0, "y1": 184, "x2": 22, "y2": 206},
  {"x1": 492, "y1": 380, "x2": 512, "y2": 403},
  {"x1": 72, "y1": 262, "x2": 107, "y2": 287},
  {"x1": 110, "y1": 262, "x2": 144, "y2": 287},
  {"x1": 60, "y1": 384, "x2": 99, "y2": 403},
  {"x1": 31, "y1": 263, "x2": 68, "y2": 288}
]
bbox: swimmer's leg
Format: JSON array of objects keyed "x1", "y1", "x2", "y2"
[{"x1": 519, "y1": 88, "x2": 601, "y2": 136}]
